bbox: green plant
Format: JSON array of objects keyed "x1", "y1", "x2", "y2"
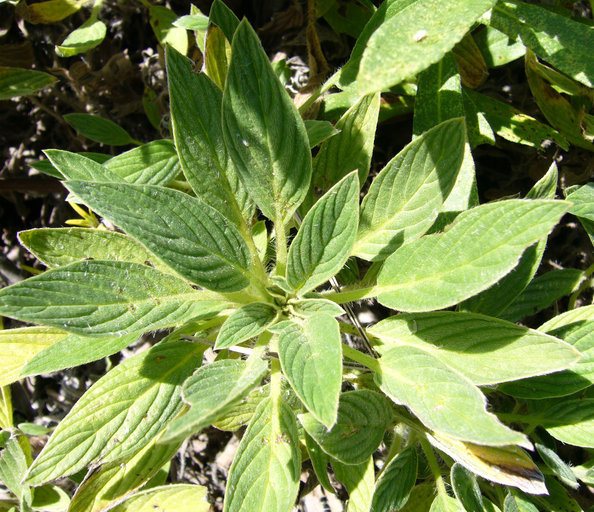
[{"x1": 0, "y1": 1, "x2": 593, "y2": 511}]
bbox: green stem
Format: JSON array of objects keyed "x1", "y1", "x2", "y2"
[
  {"x1": 323, "y1": 285, "x2": 377, "y2": 304},
  {"x1": 90, "y1": 0, "x2": 104, "y2": 21},
  {"x1": 420, "y1": 438, "x2": 448, "y2": 498},
  {"x1": 342, "y1": 344, "x2": 380, "y2": 372},
  {"x1": 274, "y1": 221, "x2": 288, "y2": 276},
  {"x1": 270, "y1": 358, "x2": 282, "y2": 399}
]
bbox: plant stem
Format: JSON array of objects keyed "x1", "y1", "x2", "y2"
[
  {"x1": 274, "y1": 221, "x2": 288, "y2": 276},
  {"x1": 420, "y1": 438, "x2": 448, "y2": 498},
  {"x1": 342, "y1": 344, "x2": 380, "y2": 372}
]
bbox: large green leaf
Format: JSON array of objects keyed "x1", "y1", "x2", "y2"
[
  {"x1": 44, "y1": 150, "x2": 122, "y2": 182},
  {"x1": 371, "y1": 445, "x2": 417, "y2": 512},
  {"x1": 166, "y1": 48, "x2": 250, "y2": 223},
  {"x1": 355, "y1": 118, "x2": 465, "y2": 261},
  {"x1": 0, "y1": 260, "x2": 226, "y2": 336},
  {"x1": 337, "y1": 0, "x2": 498, "y2": 95},
  {"x1": 209, "y1": 0, "x2": 240, "y2": 42},
  {"x1": 162, "y1": 356, "x2": 268, "y2": 442},
  {"x1": 222, "y1": 20, "x2": 311, "y2": 225},
  {"x1": 376, "y1": 199, "x2": 569, "y2": 311},
  {"x1": 215, "y1": 302, "x2": 278, "y2": 349},
  {"x1": 500, "y1": 305, "x2": 594, "y2": 398},
  {"x1": 18, "y1": 228, "x2": 171, "y2": 273},
  {"x1": 0, "y1": 67, "x2": 57, "y2": 100},
  {"x1": 369, "y1": 312, "x2": 580, "y2": 385},
  {"x1": 276, "y1": 314, "x2": 342, "y2": 427},
  {"x1": 65, "y1": 181, "x2": 252, "y2": 292},
  {"x1": 313, "y1": 93, "x2": 380, "y2": 189},
  {"x1": 25, "y1": 342, "x2": 204, "y2": 485},
  {"x1": 299, "y1": 390, "x2": 392, "y2": 465},
  {"x1": 375, "y1": 345, "x2": 529, "y2": 447},
  {"x1": 287, "y1": 172, "x2": 359, "y2": 295},
  {"x1": 109, "y1": 484, "x2": 209, "y2": 512},
  {"x1": 224, "y1": 396, "x2": 300, "y2": 512},
  {"x1": 491, "y1": 0, "x2": 594, "y2": 88}
]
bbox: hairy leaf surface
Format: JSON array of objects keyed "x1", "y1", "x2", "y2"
[
  {"x1": 215, "y1": 303, "x2": 277, "y2": 349},
  {"x1": 109, "y1": 484, "x2": 209, "y2": 512},
  {"x1": 371, "y1": 445, "x2": 417, "y2": 512}
]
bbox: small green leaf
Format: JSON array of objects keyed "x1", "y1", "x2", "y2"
[
  {"x1": 0, "y1": 435, "x2": 32, "y2": 505},
  {"x1": 333, "y1": 456, "x2": 375, "y2": 512},
  {"x1": 208, "y1": 0, "x2": 240, "y2": 42},
  {"x1": 369, "y1": 312, "x2": 580, "y2": 386},
  {"x1": 376, "y1": 199, "x2": 569, "y2": 312},
  {"x1": 304, "y1": 119, "x2": 340, "y2": 149},
  {"x1": 162, "y1": 356, "x2": 267, "y2": 442},
  {"x1": 355, "y1": 118, "x2": 465, "y2": 261},
  {"x1": 222, "y1": 20, "x2": 312, "y2": 225},
  {"x1": 224, "y1": 396, "x2": 300, "y2": 512},
  {"x1": 0, "y1": 260, "x2": 226, "y2": 336},
  {"x1": 64, "y1": 113, "x2": 135, "y2": 146},
  {"x1": 451, "y1": 463, "x2": 485, "y2": 512},
  {"x1": 25, "y1": 342, "x2": 204, "y2": 485},
  {"x1": 149, "y1": 5, "x2": 188, "y2": 55},
  {"x1": 103, "y1": 140, "x2": 180, "y2": 185},
  {"x1": 288, "y1": 298, "x2": 345, "y2": 318},
  {"x1": 109, "y1": 484, "x2": 209, "y2": 512},
  {"x1": 474, "y1": 27, "x2": 525, "y2": 68},
  {"x1": 376, "y1": 345, "x2": 530, "y2": 447},
  {"x1": 24, "y1": 0, "x2": 83, "y2": 23},
  {"x1": 534, "y1": 398, "x2": 594, "y2": 448},
  {"x1": 216, "y1": 303, "x2": 277, "y2": 349},
  {"x1": 65, "y1": 181, "x2": 252, "y2": 292},
  {"x1": 504, "y1": 491, "x2": 540, "y2": 512},
  {"x1": 173, "y1": 13, "x2": 209, "y2": 32},
  {"x1": 55, "y1": 19, "x2": 107, "y2": 57},
  {"x1": 371, "y1": 445, "x2": 417, "y2": 512},
  {"x1": 31, "y1": 484, "x2": 71, "y2": 511},
  {"x1": 0, "y1": 67, "x2": 57, "y2": 100},
  {"x1": 287, "y1": 172, "x2": 359, "y2": 295},
  {"x1": 205, "y1": 25, "x2": 231, "y2": 89},
  {"x1": 277, "y1": 314, "x2": 342, "y2": 427},
  {"x1": 299, "y1": 390, "x2": 392, "y2": 465},
  {"x1": 567, "y1": 183, "x2": 594, "y2": 222},
  {"x1": 338, "y1": 0, "x2": 498, "y2": 95},
  {"x1": 313, "y1": 93, "x2": 380, "y2": 189},
  {"x1": 430, "y1": 494, "x2": 464, "y2": 512},
  {"x1": 535, "y1": 443, "x2": 578, "y2": 490},
  {"x1": 304, "y1": 432, "x2": 333, "y2": 493}
]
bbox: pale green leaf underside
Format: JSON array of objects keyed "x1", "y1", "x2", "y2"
[
  {"x1": 0, "y1": 260, "x2": 226, "y2": 336},
  {"x1": 376, "y1": 199, "x2": 569, "y2": 312},
  {"x1": 287, "y1": 172, "x2": 359, "y2": 295},
  {"x1": 355, "y1": 118, "x2": 465, "y2": 261},
  {"x1": 375, "y1": 345, "x2": 530, "y2": 447},
  {"x1": 277, "y1": 314, "x2": 342, "y2": 427},
  {"x1": 299, "y1": 390, "x2": 392, "y2": 465},
  {"x1": 224, "y1": 396, "x2": 301, "y2": 512},
  {"x1": 215, "y1": 302, "x2": 277, "y2": 349},
  {"x1": 338, "y1": 0, "x2": 498, "y2": 95},
  {"x1": 25, "y1": 342, "x2": 204, "y2": 485},
  {"x1": 18, "y1": 228, "x2": 171, "y2": 273},
  {"x1": 369, "y1": 311, "x2": 580, "y2": 385},
  {"x1": 162, "y1": 357, "x2": 267, "y2": 442},
  {"x1": 222, "y1": 20, "x2": 312, "y2": 224},
  {"x1": 109, "y1": 484, "x2": 209, "y2": 512},
  {"x1": 65, "y1": 181, "x2": 251, "y2": 292}
]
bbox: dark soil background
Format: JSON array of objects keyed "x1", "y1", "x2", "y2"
[{"x1": 0, "y1": 1, "x2": 593, "y2": 510}]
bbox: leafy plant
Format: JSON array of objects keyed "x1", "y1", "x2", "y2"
[{"x1": 0, "y1": 1, "x2": 593, "y2": 511}]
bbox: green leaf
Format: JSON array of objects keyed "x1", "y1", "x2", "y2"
[
  {"x1": 371, "y1": 445, "x2": 417, "y2": 512},
  {"x1": 216, "y1": 303, "x2": 278, "y2": 349},
  {"x1": 31, "y1": 484, "x2": 70, "y2": 511},
  {"x1": 0, "y1": 260, "x2": 226, "y2": 336},
  {"x1": 287, "y1": 172, "x2": 359, "y2": 295},
  {"x1": 209, "y1": 0, "x2": 240, "y2": 42},
  {"x1": 531, "y1": 397, "x2": 594, "y2": 448},
  {"x1": 333, "y1": 456, "x2": 375, "y2": 512},
  {"x1": 149, "y1": 5, "x2": 188, "y2": 55},
  {"x1": 500, "y1": 305, "x2": 594, "y2": 398},
  {"x1": 222, "y1": 20, "x2": 312, "y2": 225},
  {"x1": 166, "y1": 48, "x2": 250, "y2": 224},
  {"x1": 504, "y1": 491, "x2": 540, "y2": 512},
  {"x1": 162, "y1": 356, "x2": 268, "y2": 442},
  {"x1": 491, "y1": 0, "x2": 594, "y2": 88},
  {"x1": 18, "y1": 227, "x2": 171, "y2": 272},
  {"x1": 474, "y1": 27, "x2": 525, "y2": 68},
  {"x1": 108, "y1": 484, "x2": 209, "y2": 512},
  {"x1": 462, "y1": 88, "x2": 569, "y2": 150},
  {"x1": 369, "y1": 312, "x2": 580, "y2": 386},
  {"x1": 376, "y1": 199, "x2": 569, "y2": 312},
  {"x1": 0, "y1": 327, "x2": 66, "y2": 387},
  {"x1": 25, "y1": 342, "x2": 204, "y2": 485},
  {"x1": 304, "y1": 432, "x2": 333, "y2": 493},
  {"x1": 224, "y1": 396, "x2": 300, "y2": 512},
  {"x1": 276, "y1": 314, "x2": 342, "y2": 427},
  {"x1": 22, "y1": 333, "x2": 137, "y2": 378},
  {"x1": 451, "y1": 463, "x2": 485, "y2": 512},
  {"x1": 337, "y1": 0, "x2": 498, "y2": 95},
  {"x1": 535, "y1": 443, "x2": 578, "y2": 490},
  {"x1": 299, "y1": 390, "x2": 392, "y2": 465},
  {"x1": 205, "y1": 25, "x2": 231, "y2": 89},
  {"x1": 375, "y1": 345, "x2": 530, "y2": 447},
  {"x1": 400, "y1": 483, "x2": 438, "y2": 512},
  {"x1": 43, "y1": 149, "x2": 122, "y2": 183},
  {"x1": 103, "y1": 140, "x2": 180, "y2": 185},
  {"x1": 173, "y1": 13, "x2": 209, "y2": 32},
  {"x1": 0, "y1": 67, "x2": 57, "y2": 100},
  {"x1": 430, "y1": 494, "x2": 464, "y2": 512},
  {"x1": 567, "y1": 183, "x2": 594, "y2": 222},
  {"x1": 68, "y1": 433, "x2": 181, "y2": 512},
  {"x1": 55, "y1": 19, "x2": 107, "y2": 57},
  {"x1": 65, "y1": 181, "x2": 252, "y2": 292},
  {"x1": 64, "y1": 113, "x2": 136, "y2": 146},
  {"x1": 304, "y1": 119, "x2": 340, "y2": 149},
  {"x1": 288, "y1": 298, "x2": 345, "y2": 318},
  {"x1": 313, "y1": 93, "x2": 380, "y2": 189},
  {"x1": 0, "y1": 435, "x2": 31, "y2": 505},
  {"x1": 355, "y1": 118, "x2": 465, "y2": 261},
  {"x1": 24, "y1": 0, "x2": 83, "y2": 23}
]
